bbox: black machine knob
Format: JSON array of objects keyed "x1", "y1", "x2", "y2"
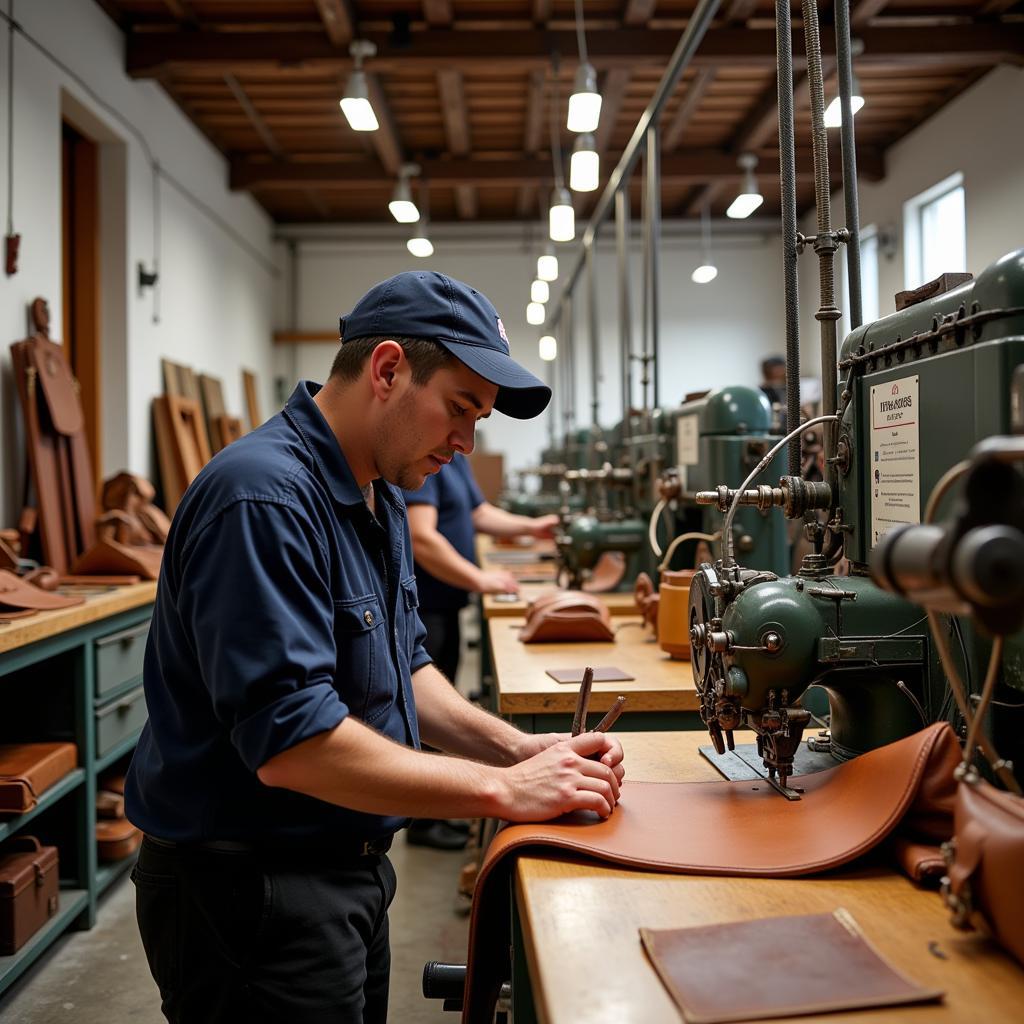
[{"x1": 423, "y1": 962, "x2": 466, "y2": 1001}]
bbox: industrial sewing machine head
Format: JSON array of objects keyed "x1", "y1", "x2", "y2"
[{"x1": 687, "y1": 250, "x2": 1024, "y2": 793}]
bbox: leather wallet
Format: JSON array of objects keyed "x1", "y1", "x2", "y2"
[
  {"x1": 545, "y1": 667, "x2": 635, "y2": 684},
  {"x1": 640, "y1": 909, "x2": 943, "y2": 1023}
]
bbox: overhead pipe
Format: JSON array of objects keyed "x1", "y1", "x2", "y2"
[
  {"x1": 834, "y1": 0, "x2": 863, "y2": 331},
  {"x1": 615, "y1": 188, "x2": 634, "y2": 444},
  {"x1": 645, "y1": 123, "x2": 662, "y2": 413},
  {"x1": 586, "y1": 240, "x2": 601, "y2": 431},
  {"x1": 775, "y1": 0, "x2": 802, "y2": 477}
]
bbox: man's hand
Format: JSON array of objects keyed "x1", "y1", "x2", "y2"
[
  {"x1": 494, "y1": 733, "x2": 625, "y2": 822},
  {"x1": 513, "y1": 730, "x2": 625, "y2": 783},
  {"x1": 529, "y1": 513, "x2": 561, "y2": 540},
  {"x1": 476, "y1": 569, "x2": 520, "y2": 594}
]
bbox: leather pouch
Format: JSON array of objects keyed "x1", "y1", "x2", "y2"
[
  {"x1": 641, "y1": 909, "x2": 942, "y2": 1023},
  {"x1": 0, "y1": 742, "x2": 78, "y2": 815},
  {"x1": 942, "y1": 775, "x2": 1024, "y2": 966},
  {"x1": 520, "y1": 591, "x2": 614, "y2": 643},
  {"x1": 96, "y1": 818, "x2": 143, "y2": 863},
  {"x1": 0, "y1": 836, "x2": 59, "y2": 955}
]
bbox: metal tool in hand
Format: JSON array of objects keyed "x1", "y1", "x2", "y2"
[{"x1": 571, "y1": 669, "x2": 627, "y2": 752}]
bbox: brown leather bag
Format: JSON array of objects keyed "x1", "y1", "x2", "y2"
[
  {"x1": 0, "y1": 836, "x2": 59, "y2": 955},
  {"x1": 942, "y1": 770, "x2": 1024, "y2": 966},
  {"x1": 0, "y1": 743, "x2": 79, "y2": 814},
  {"x1": 519, "y1": 591, "x2": 615, "y2": 643}
]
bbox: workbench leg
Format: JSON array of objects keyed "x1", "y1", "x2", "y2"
[
  {"x1": 510, "y1": 881, "x2": 538, "y2": 1024},
  {"x1": 74, "y1": 640, "x2": 99, "y2": 929}
]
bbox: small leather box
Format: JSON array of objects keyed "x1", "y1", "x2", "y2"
[
  {"x1": 0, "y1": 836, "x2": 59, "y2": 955},
  {"x1": 0, "y1": 743, "x2": 78, "y2": 815}
]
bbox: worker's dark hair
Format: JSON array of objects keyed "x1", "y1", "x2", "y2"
[{"x1": 329, "y1": 335, "x2": 457, "y2": 386}]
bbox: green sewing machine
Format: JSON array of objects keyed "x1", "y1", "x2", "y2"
[{"x1": 688, "y1": 250, "x2": 1024, "y2": 793}]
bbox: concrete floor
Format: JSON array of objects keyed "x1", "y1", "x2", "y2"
[{"x1": 0, "y1": 612, "x2": 484, "y2": 1024}]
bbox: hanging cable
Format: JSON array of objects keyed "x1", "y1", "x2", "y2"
[
  {"x1": 574, "y1": 0, "x2": 588, "y2": 65},
  {"x1": 549, "y1": 55, "x2": 565, "y2": 189},
  {"x1": 4, "y1": 0, "x2": 16, "y2": 275}
]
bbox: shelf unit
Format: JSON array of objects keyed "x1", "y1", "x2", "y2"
[{"x1": 0, "y1": 584, "x2": 155, "y2": 1000}]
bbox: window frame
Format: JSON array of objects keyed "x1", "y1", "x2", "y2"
[{"x1": 903, "y1": 171, "x2": 965, "y2": 290}]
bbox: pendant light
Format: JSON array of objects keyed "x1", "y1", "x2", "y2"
[
  {"x1": 340, "y1": 40, "x2": 379, "y2": 132},
  {"x1": 726, "y1": 153, "x2": 764, "y2": 220},
  {"x1": 406, "y1": 179, "x2": 433, "y2": 257},
  {"x1": 537, "y1": 243, "x2": 558, "y2": 282},
  {"x1": 570, "y1": 133, "x2": 599, "y2": 193},
  {"x1": 691, "y1": 205, "x2": 718, "y2": 284},
  {"x1": 567, "y1": 0, "x2": 602, "y2": 133},
  {"x1": 539, "y1": 335, "x2": 558, "y2": 361},
  {"x1": 389, "y1": 163, "x2": 420, "y2": 224},
  {"x1": 547, "y1": 58, "x2": 575, "y2": 242}
]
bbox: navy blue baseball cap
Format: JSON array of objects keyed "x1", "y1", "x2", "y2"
[{"x1": 339, "y1": 271, "x2": 551, "y2": 419}]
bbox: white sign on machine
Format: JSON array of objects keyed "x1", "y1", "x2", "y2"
[
  {"x1": 870, "y1": 375, "x2": 921, "y2": 547},
  {"x1": 675, "y1": 413, "x2": 700, "y2": 490}
]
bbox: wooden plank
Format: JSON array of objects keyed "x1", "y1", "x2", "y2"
[
  {"x1": 488, "y1": 615, "x2": 697, "y2": 716},
  {"x1": 312, "y1": 0, "x2": 355, "y2": 47},
  {"x1": 242, "y1": 369, "x2": 263, "y2": 430},
  {"x1": 126, "y1": 26, "x2": 1024, "y2": 78},
  {"x1": 422, "y1": 0, "x2": 453, "y2": 25},
  {"x1": 223, "y1": 73, "x2": 282, "y2": 156},
  {"x1": 0, "y1": 582, "x2": 157, "y2": 655}
]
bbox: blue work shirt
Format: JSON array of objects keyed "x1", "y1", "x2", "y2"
[
  {"x1": 402, "y1": 454, "x2": 484, "y2": 611},
  {"x1": 126, "y1": 381, "x2": 430, "y2": 843}
]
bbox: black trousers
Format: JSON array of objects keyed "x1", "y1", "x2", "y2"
[
  {"x1": 419, "y1": 608, "x2": 462, "y2": 684},
  {"x1": 132, "y1": 836, "x2": 396, "y2": 1024}
]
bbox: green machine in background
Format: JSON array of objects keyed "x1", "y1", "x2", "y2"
[
  {"x1": 654, "y1": 386, "x2": 790, "y2": 577},
  {"x1": 688, "y1": 249, "x2": 1024, "y2": 791}
]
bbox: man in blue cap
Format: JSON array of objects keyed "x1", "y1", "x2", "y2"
[{"x1": 127, "y1": 271, "x2": 625, "y2": 1024}]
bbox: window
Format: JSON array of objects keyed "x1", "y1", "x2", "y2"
[
  {"x1": 903, "y1": 173, "x2": 966, "y2": 290},
  {"x1": 839, "y1": 225, "x2": 880, "y2": 337}
]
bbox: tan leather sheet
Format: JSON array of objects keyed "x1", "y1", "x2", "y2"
[
  {"x1": 461, "y1": 723, "x2": 959, "y2": 1023},
  {"x1": 0, "y1": 571, "x2": 85, "y2": 614}
]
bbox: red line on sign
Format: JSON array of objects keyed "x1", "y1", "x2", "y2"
[{"x1": 873, "y1": 421, "x2": 916, "y2": 430}]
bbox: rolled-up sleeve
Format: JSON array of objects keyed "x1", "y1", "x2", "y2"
[{"x1": 178, "y1": 499, "x2": 347, "y2": 772}]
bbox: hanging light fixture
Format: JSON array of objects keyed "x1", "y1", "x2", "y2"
[
  {"x1": 825, "y1": 39, "x2": 866, "y2": 128},
  {"x1": 389, "y1": 163, "x2": 420, "y2": 224},
  {"x1": 726, "y1": 153, "x2": 764, "y2": 219},
  {"x1": 531, "y1": 279, "x2": 550, "y2": 304},
  {"x1": 537, "y1": 243, "x2": 558, "y2": 282},
  {"x1": 547, "y1": 59, "x2": 575, "y2": 241},
  {"x1": 340, "y1": 40, "x2": 379, "y2": 132},
  {"x1": 539, "y1": 335, "x2": 558, "y2": 361},
  {"x1": 691, "y1": 205, "x2": 718, "y2": 284},
  {"x1": 567, "y1": 0, "x2": 602, "y2": 132},
  {"x1": 406, "y1": 178, "x2": 433, "y2": 257},
  {"x1": 527, "y1": 302, "x2": 546, "y2": 326},
  {"x1": 570, "y1": 133, "x2": 599, "y2": 192}
]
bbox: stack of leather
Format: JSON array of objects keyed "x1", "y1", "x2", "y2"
[
  {"x1": 11, "y1": 298, "x2": 169, "y2": 582},
  {"x1": 95, "y1": 774, "x2": 142, "y2": 862}
]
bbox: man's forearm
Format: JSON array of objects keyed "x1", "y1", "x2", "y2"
[
  {"x1": 411, "y1": 663, "x2": 527, "y2": 766},
  {"x1": 472, "y1": 502, "x2": 538, "y2": 538},
  {"x1": 409, "y1": 528, "x2": 481, "y2": 591},
  {"x1": 257, "y1": 715, "x2": 506, "y2": 819}
]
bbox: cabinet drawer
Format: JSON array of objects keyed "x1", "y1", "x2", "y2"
[
  {"x1": 95, "y1": 686, "x2": 148, "y2": 759},
  {"x1": 94, "y1": 622, "x2": 149, "y2": 700}
]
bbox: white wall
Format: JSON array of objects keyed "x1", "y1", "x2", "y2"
[
  {"x1": 279, "y1": 226, "x2": 786, "y2": 476},
  {"x1": 0, "y1": 0, "x2": 279, "y2": 522},
  {"x1": 800, "y1": 65, "x2": 1024, "y2": 375}
]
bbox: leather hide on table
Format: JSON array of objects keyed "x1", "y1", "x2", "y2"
[{"x1": 460, "y1": 722, "x2": 960, "y2": 1023}]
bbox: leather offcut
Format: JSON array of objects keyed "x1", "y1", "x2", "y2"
[
  {"x1": 519, "y1": 591, "x2": 615, "y2": 643},
  {"x1": 461, "y1": 722, "x2": 960, "y2": 1023}
]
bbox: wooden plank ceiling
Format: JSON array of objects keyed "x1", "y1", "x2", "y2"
[{"x1": 98, "y1": 0, "x2": 1024, "y2": 224}]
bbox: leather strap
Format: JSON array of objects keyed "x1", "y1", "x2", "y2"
[{"x1": 461, "y1": 723, "x2": 959, "y2": 1022}]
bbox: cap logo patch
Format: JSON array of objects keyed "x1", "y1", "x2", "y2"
[{"x1": 496, "y1": 317, "x2": 510, "y2": 351}]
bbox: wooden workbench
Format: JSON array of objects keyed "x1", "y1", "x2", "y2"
[
  {"x1": 512, "y1": 732, "x2": 1024, "y2": 1024},
  {"x1": 482, "y1": 584, "x2": 639, "y2": 619},
  {"x1": 0, "y1": 580, "x2": 157, "y2": 654},
  {"x1": 488, "y1": 615, "x2": 698, "y2": 732}
]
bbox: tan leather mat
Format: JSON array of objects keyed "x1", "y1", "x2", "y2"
[{"x1": 461, "y1": 723, "x2": 959, "y2": 1022}]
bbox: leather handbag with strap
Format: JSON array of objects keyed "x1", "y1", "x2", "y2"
[{"x1": 519, "y1": 591, "x2": 615, "y2": 643}]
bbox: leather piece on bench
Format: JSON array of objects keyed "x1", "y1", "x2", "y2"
[
  {"x1": 0, "y1": 571, "x2": 85, "y2": 613},
  {"x1": 460, "y1": 723, "x2": 959, "y2": 1023},
  {"x1": 582, "y1": 550, "x2": 627, "y2": 593},
  {"x1": 640, "y1": 910, "x2": 943, "y2": 1023}
]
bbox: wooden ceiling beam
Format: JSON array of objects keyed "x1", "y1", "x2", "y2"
[
  {"x1": 531, "y1": 0, "x2": 553, "y2": 25},
  {"x1": 423, "y1": 0, "x2": 454, "y2": 25},
  {"x1": 230, "y1": 147, "x2": 885, "y2": 191},
  {"x1": 518, "y1": 69, "x2": 548, "y2": 225},
  {"x1": 851, "y1": 0, "x2": 891, "y2": 29},
  {"x1": 722, "y1": 0, "x2": 759, "y2": 24},
  {"x1": 224, "y1": 73, "x2": 282, "y2": 156},
  {"x1": 594, "y1": 69, "x2": 631, "y2": 155},
  {"x1": 126, "y1": 25, "x2": 1024, "y2": 78},
  {"x1": 437, "y1": 68, "x2": 475, "y2": 218},
  {"x1": 163, "y1": 0, "x2": 198, "y2": 22},
  {"x1": 312, "y1": 0, "x2": 356, "y2": 47},
  {"x1": 623, "y1": 1, "x2": 658, "y2": 26},
  {"x1": 364, "y1": 74, "x2": 403, "y2": 176},
  {"x1": 663, "y1": 68, "x2": 715, "y2": 152}
]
